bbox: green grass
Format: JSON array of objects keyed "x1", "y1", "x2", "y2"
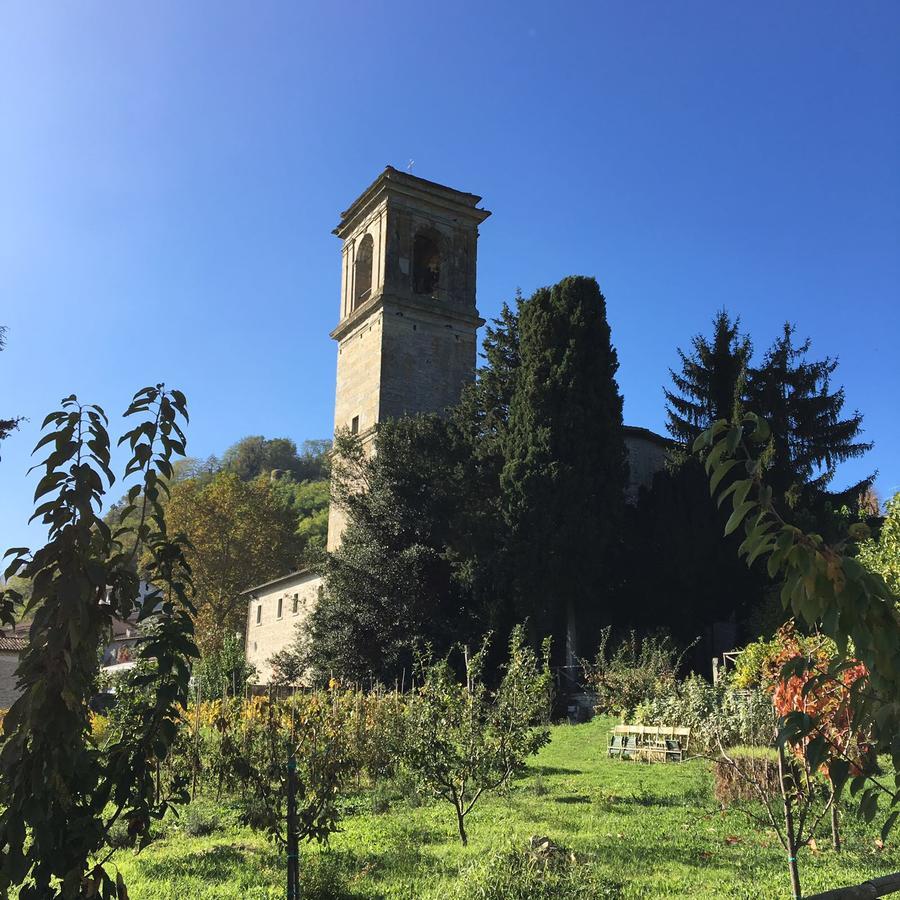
[{"x1": 113, "y1": 718, "x2": 900, "y2": 899}]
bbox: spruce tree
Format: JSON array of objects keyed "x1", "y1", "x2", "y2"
[
  {"x1": 750, "y1": 323, "x2": 873, "y2": 516},
  {"x1": 501, "y1": 276, "x2": 627, "y2": 666},
  {"x1": 664, "y1": 309, "x2": 751, "y2": 451},
  {"x1": 454, "y1": 298, "x2": 520, "y2": 467}
]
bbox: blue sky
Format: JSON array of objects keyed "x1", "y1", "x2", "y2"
[{"x1": 1, "y1": 2, "x2": 898, "y2": 558}]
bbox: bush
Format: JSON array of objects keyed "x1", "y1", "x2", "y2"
[
  {"x1": 633, "y1": 675, "x2": 773, "y2": 752},
  {"x1": 583, "y1": 628, "x2": 691, "y2": 718},
  {"x1": 182, "y1": 801, "x2": 221, "y2": 837},
  {"x1": 193, "y1": 631, "x2": 257, "y2": 701},
  {"x1": 450, "y1": 842, "x2": 623, "y2": 900},
  {"x1": 300, "y1": 851, "x2": 366, "y2": 900},
  {"x1": 729, "y1": 626, "x2": 840, "y2": 690},
  {"x1": 714, "y1": 748, "x2": 780, "y2": 806},
  {"x1": 105, "y1": 819, "x2": 135, "y2": 850}
]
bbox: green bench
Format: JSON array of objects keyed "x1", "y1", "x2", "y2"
[{"x1": 607, "y1": 724, "x2": 691, "y2": 762}]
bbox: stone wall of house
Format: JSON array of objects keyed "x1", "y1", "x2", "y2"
[
  {"x1": 0, "y1": 653, "x2": 21, "y2": 709},
  {"x1": 624, "y1": 431, "x2": 669, "y2": 502},
  {"x1": 244, "y1": 572, "x2": 323, "y2": 684}
]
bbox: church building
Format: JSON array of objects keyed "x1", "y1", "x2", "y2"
[{"x1": 243, "y1": 167, "x2": 669, "y2": 683}]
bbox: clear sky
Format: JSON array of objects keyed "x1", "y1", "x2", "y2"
[{"x1": 1, "y1": 2, "x2": 898, "y2": 558}]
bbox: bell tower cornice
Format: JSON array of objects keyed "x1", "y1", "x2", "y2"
[{"x1": 333, "y1": 165, "x2": 490, "y2": 241}]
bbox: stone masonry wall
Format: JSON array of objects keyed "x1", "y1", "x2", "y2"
[
  {"x1": 379, "y1": 300, "x2": 478, "y2": 421},
  {"x1": 333, "y1": 310, "x2": 384, "y2": 436},
  {"x1": 0, "y1": 653, "x2": 21, "y2": 710},
  {"x1": 245, "y1": 572, "x2": 323, "y2": 684}
]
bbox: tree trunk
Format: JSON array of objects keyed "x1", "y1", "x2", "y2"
[
  {"x1": 287, "y1": 753, "x2": 300, "y2": 900},
  {"x1": 778, "y1": 741, "x2": 802, "y2": 899},
  {"x1": 831, "y1": 803, "x2": 841, "y2": 853},
  {"x1": 454, "y1": 802, "x2": 468, "y2": 846}
]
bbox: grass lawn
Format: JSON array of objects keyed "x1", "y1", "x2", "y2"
[{"x1": 113, "y1": 717, "x2": 899, "y2": 899}]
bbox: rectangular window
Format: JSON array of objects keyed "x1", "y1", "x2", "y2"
[
  {"x1": 256, "y1": 604, "x2": 262, "y2": 625},
  {"x1": 351, "y1": 415, "x2": 359, "y2": 435},
  {"x1": 277, "y1": 597, "x2": 283, "y2": 619},
  {"x1": 292, "y1": 594, "x2": 299, "y2": 615}
]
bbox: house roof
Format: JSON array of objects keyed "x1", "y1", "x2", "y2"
[
  {"x1": 1, "y1": 613, "x2": 141, "y2": 651},
  {"x1": 240, "y1": 567, "x2": 318, "y2": 596},
  {"x1": 0, "y1": 634, "x2": 27, "y2": 652},
  {"x1": 623, "y1": 424, "x2": 673, "y2": 449}
]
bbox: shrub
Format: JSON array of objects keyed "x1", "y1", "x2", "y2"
[
  {"x1": 193, "y1": 631, "x2": 257, "y2": 701},
  {"x1": 633, "y1": 675, "x2": 773, "y2": 752},
  {"x1": 730, "y1": 627, "x2": 840, "y2": 691},
  {"x1": 105, "y1": 819, "x2": 135, "y2": 850},
  {"x1": 182, "y1": 801, "x2": 220, "y2": 837},
  {"x1": 451, "y1": 842, "x2": 623, "y2": 900},
  {"x1": 583, "y1": 628, "x2": 691, "y2": 718},
  {"x1": 714, "y1": 749, "x2": 780, "y2": 806},
  {"x1": 300, "y1": 851, "x2": 366, "y2": 900},
  {"x1": 370, "y1": 780, "x2": 393, "y2": 814}
]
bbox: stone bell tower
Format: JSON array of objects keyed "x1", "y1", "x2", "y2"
[{"x1": 326, "y1": 167, "x2": 491, "y2": 549}]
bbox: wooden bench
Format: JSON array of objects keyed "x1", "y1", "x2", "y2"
[{"x1": 607, "y1": 724, "x2": 691, "y2": 762}]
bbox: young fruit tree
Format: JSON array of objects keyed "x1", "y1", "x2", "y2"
[
  {"x1": 764, "y1": 622, "x2": 870, "y2": 853},
  {"x1": 401, "y1": 626, "x2": 553, "y2": 845},
  {"x1": 0, "y1": 386, "x2": 197, "y2": 900},
  {"x1": 696, "y1": 412, "x2": 900, "y2": 900}
]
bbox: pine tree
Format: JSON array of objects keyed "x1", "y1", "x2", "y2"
[
  {"x1": 750, "y1": 323, "x2": 873, "y2": 514},
  {"x1": 664, "y1": 309, "x2": 751, "y2": 451},
  {"x1": 501, "y1": 276, "x2": 627, "y2": 666}
]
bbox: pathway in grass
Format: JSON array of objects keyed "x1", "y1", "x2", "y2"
[{"x1": 114, "y1": 718, "x2": 900, "y2": 899}]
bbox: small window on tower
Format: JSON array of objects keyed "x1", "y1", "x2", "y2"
[
  {"x1": 351, "y1": 415, "x2": 359, "y2": 434},
  {"x1": 256, "y1": 604, "x2": 262, "y2": 625},
  {"x1": 353, "y1": 234, "x2": 374, "y2": 311},
  {"x1": 277, "y1": 597, "x2": 283, "y2": 619},
  {"x1": 413, "y1": 231, "x2": 440, "y2": 295},
  {"x1": 292, "y1": 594, "x2": 299, "y2": 615}
]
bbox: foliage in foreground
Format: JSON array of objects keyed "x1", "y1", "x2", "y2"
[
  {"x1": 0, "y1": 386, "x2": 197, "y2": 899},
  {"x1": 697, "y1": 411, "x2": 899, "y2": 898}
]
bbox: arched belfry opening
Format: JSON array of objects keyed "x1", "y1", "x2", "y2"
[
  {"x1": 353, "y1": 234, "x2": 374, "y2": 310},
  {"x1": 413, "y1": 230, "x2": 441, "y2": 296}
]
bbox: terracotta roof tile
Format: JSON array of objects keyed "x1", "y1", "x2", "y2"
[{"x1": 0, "y1": 634, "x2": 27, "y2": 652}]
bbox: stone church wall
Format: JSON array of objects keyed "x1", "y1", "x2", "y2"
[
  {"x1": 333, "y1": 311, "x2": 384, "y2": 437},
  {"x1": 379, "y1": 300, "x2": 479, "y2": 421}
]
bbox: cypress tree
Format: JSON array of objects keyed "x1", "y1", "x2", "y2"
[
  {"x1": 664, "y1": 309, "x2": 752, "y2": 452},
  {"x1": 501, "y1": 276, "x2": 627, "y2": 667},
  {"x1": 750, "y1": 323, "x2": 873, "y2": 516}
]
